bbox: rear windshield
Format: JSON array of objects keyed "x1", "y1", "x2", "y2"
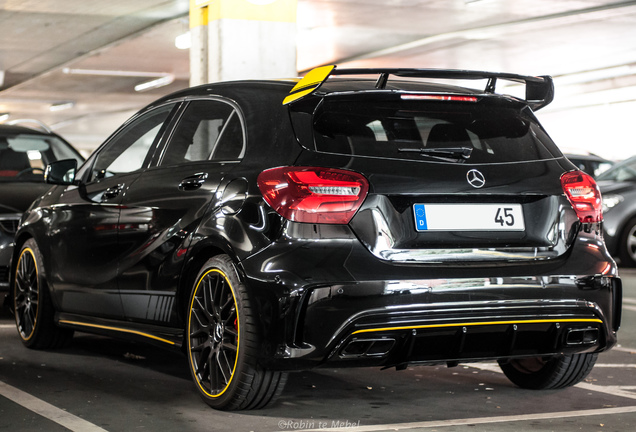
[{"x1": 312, "y1": 98, "x2": 562, "y2": 164}]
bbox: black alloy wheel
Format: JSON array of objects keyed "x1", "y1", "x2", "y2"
[
  {"x1": 13, "y1": 238, "x2": 73, "y2": 349},
  {"x1": 186, "y1": 255, "x2": 287, "y2": 410},
  {"x1": 14, "y1": 245, "x2": 39, "y2": 342},
  {"x1": 189, "y1": 266, "x2": 240, "y2": 397}
]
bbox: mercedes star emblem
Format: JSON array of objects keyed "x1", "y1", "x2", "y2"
[{"x1": 466, "y1": 169, "x2": 485, "y2": 188}]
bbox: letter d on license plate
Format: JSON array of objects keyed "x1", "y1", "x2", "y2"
[{"x1": 414, "y1": 204, "x2": 525, "y2": 232}]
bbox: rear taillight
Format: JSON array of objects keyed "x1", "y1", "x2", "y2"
[
  {"x1": 561, "y1": 170, "x2": 603, "y2": 223},
  {"x1": 257, "y1": 167, "x2": 369, "y2": 224}
]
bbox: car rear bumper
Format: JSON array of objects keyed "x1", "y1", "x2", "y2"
[{"x1": 240, "y1": 222, "x2": 621, "y2": 370}]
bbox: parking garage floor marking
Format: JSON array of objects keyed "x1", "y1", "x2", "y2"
[
  {"x1": 289, "y1": 360, "x2": 636, "y2": 432},
  {"x1": 288, "y1": 406, "x2": 636, "y2": 431},
  {"x1": 593, "y1": 363, "x2": 636, "y2": 367},
  {"x1": 0, "y1": 380, "x2": 108, "y2": 432},
  {"x1": 612, "y1": 345, "x2": 636, "y2": 353}
]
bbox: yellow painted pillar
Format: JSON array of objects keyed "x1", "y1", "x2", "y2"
[
  {"x1": 189, "y1": 1, "x2": 209, "y2": 86},
  {"x1": 190, "y1": 0, "x2": 297, "y2": 85}
]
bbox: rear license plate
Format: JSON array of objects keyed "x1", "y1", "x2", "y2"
[{"x1": 413, "y1": 204, "x2": 525, "y2": 232}]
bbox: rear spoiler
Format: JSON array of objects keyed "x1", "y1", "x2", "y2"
[{"x1": 283, "y1": 65, "x2": 554, "y2": 111}]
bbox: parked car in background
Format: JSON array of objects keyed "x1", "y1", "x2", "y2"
[
  {"x1": 0, "y1": 122, "x2": 84, "y2": 291},
  {"x1": 565, "y1": 153, "x2": 614, "y2": 178},
  {"x1": 7, "y1": 66, "x2": 621, "y2": 410},
  {"x1": 596, "y1": 156, "x2": 636, "y2": 266}
]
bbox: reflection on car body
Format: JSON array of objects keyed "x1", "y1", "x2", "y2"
[{"x1": 8, "y1": 66, "x2": 621, "y2": 411}]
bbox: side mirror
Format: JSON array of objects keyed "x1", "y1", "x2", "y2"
[{"x1": 45, "y1": 159, "x2": 78, "y2": 185}]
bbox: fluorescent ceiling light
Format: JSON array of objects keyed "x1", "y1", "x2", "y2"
[
  {"x1": 499, "y1": 64, "x2": 636, "y2": 101},
  {"x1": 546, "y1": 84, "x2": 636, "y2": 112},
  {"x1": 554, "y1": 65, "x2": 636, "y2": 86},
  {"x1": 175, "y1": 32, "x2": 191, "y2": 50},
  {"x1": 63, "y1": 68, "x2": 171, "y2": 78},
  {"x1": 50, "y1": 101, "x2": 74, "y2": 112},
  {"x1": 134, "y1": 75, "x2": 175, "y2": 92},
  {"x1": 63, "y1": 68, "x2": 176, "y2": 92}
]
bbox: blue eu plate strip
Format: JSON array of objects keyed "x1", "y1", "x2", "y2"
[{"x1": 414, "y1": 204, "x2": 427, "y2": 231}]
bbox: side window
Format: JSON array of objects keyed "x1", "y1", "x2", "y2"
[
  {"x1": 160, "y1": 99, "x2": 245, "y2": 166},
  {"x1": 90, "y1": 104, "x2": 174, "y2": 182}
]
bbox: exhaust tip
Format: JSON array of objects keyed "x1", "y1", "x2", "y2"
[
  {"x1": 340, "y1": 338, "x2": 396, "y2": 358},
  {"x1": 565, "y1": 327, "x2": 599, "y2": 346}
]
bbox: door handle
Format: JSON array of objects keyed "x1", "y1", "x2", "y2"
[
  {"x1": 179, "y1": 172, "x2": 208, "y2": 190},
  {"x1": 102, "y1": 184, "x2": 124, "y2": 200}
]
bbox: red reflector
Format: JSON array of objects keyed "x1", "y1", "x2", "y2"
[
  {"x1": 401, "y1": 94, "x2": 478, "y2": 102},
  {"x1": 561, "y1": 170, "x2": 603, "y2": 223},
  {"x1": 257, "y1": 167, "x2": 369, "y2": 224}
]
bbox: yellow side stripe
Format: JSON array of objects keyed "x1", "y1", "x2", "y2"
[
  {"x1": 59, "y1": 320, "x2": 176, "y2": 346},
  {"x1": 351, "y1": 318, "x2": 604, "y2": 335}
]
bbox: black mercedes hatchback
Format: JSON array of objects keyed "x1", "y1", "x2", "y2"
[{"x1": 9, "y1": 66, "x2": 621, "y2": 410}]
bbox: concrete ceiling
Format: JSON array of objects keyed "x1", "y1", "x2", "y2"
[{"x1": 1, "y1": 0, "x2": 636, "y2": 159}]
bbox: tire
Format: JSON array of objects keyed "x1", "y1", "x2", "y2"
[
  {"x1": 618, "y1": 218, "x2": 636, "y2": 267},
  {"x1": 13, "y1": 239, "x2": 74, "y2": 349},
  {"x1": 498, "y1": 353, "x2": 597, "y2": 389},
  {"x1": 186, "y1": 255, "x2": 287, "y2": 410}
]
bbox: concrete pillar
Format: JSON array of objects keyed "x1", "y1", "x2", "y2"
[
  {"x1": 189, "y1": 3, "x2": 209, "y2": 87},
  {"x1": 190, "y1": 0, "x2": 297, "y2": 85}
]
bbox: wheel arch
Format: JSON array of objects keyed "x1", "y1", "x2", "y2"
[
  {"x1": 7, "y1": 231, "x2": 35, "y2": 309},
  {"x1": 176, "y1": 237, "x2": 245, "y2": 327}
]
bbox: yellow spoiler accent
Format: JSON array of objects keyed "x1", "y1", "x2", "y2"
[{"x1": 282, "y1": 65, "x2": 336, "y2": 105}]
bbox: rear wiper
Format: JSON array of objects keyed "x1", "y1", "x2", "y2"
[{"x1": 397, "y1": 146, "x2": 473, "y2": 162}]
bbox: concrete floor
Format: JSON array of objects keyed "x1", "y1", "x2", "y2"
[{"x1": 1, "y1": 270, "x2": 636, "y2": 432}]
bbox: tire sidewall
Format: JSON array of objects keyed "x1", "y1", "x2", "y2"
[
  {"x1": 14, "y1": 239, "x2": 46, "y2": 347},
  {"x1": 499, "y1": 353, "x2": 597, "y2": 390},
  {"x1": 499, "y1": 356, "x2": 559, "y2": 389},
  {"x1": 186, "y1": 255, "x2": 253, "y2": 410}
]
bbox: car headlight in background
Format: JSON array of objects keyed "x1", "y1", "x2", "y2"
[{"x1": 602, "y1": 194, "x2": 624, "y2": 213}]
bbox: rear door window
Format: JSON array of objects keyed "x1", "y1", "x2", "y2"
[{"x1": 160, "y1": 99, "x2": 245, "y2": 166}]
